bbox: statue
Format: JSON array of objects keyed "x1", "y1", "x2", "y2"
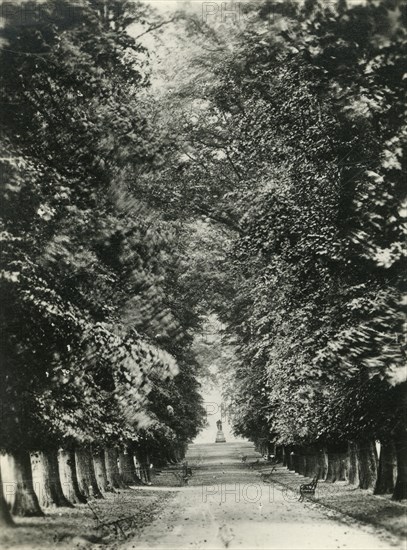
[{"x1": 215, "y1": 418, "x2": 226, "y2": 443}]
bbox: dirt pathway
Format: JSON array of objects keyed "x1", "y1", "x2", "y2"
[{"x1": 121, "y1": 442, "x2": 403, "y2": 550}]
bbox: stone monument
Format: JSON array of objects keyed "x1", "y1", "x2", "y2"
[{"x1": 215, "y1": 419, "x2": 226, "y2": 443}]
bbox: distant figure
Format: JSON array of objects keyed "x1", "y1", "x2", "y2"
[{"x1": 216, "y1": 419, "x2": 222, "y2": 431}]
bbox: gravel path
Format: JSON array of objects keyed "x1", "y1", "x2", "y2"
[{"x1": 122, "y1": 442, "x2": 403, "y2": 550}]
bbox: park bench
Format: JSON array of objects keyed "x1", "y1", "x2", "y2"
[
  {"x1": 87, "y1": 500, "x2": 136, "y2": 538},
  {"x1": 299, "y1": 475, "x2": 318, "y2": 501}
]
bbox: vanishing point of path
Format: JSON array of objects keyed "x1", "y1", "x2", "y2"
[{"x1": 122, "y1": 442, "x2": 401, "y2": 550}]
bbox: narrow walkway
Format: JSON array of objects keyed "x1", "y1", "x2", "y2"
[{"x1": 122, "y1": 442, "x2": 401, "y2": 549}]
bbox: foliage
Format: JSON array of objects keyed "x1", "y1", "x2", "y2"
[
  {"x1": 0, "y1": 0, "x2": 206, "y2": 454},
  {"x1": 147, "y1": 0, "x2": 406, "y2": 448}
]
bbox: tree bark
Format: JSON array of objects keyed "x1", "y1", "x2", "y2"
[
  {"x1": 75, "y1": 448, "x2": 103, "y2": 499},
  {"x1": 298, "y1": 454, "x2": 306, "y2": 476},
  {"x1": 326, "y1": 453, "x2": 339, "y2": 482},
  {"x1": 9, "y1": 449, "x2": 43, "y2": 516},
  {"x1": 31, "y1": 450, "x2": 73, "y2": 508},
  {"x1": 304, "y1": 449, "x2": 318, "y2": 477},
  {"x1": 118, "y1": 450, "x2": 142, "y2": 485},
  {"x1": 326, "y1": 449, "x2": 348, "y2": 483},
  {"x1": 135, "y1": 449, "x2": 151, "y2": 482},
  {"x1": 0, "y1": 453, "x2": 15, "y2": 508},
  {"x1": 287, "y1": 450, "x2": 295, "y2": 471},
  {"x1": 275, "y1": 446, "x2": 283, "y2": 463},
  {"x1": 393, "y1": 427, "x2": 407, "y2": 500},
  {"x1": 339, "y1": 452, "x2": 349, "y2": 481},
  {"x1": 104, "y1": 447, "x2": 126, "y2": 489},
  {"x1": 348, "y1": 441, "x2": 360, "y2": 486},
  {"x1": 292, "y1": 453, "x2": 299, "y2": 473},
  {"x1": 374, "y1": 440, "x2": 396, "y2": 495},
  {"x1": 317, "y1": 447, "x2": 328, "y2": 480},
  {"x1": 0, "y1": 465, "x2": 14, "y2": 527},
  {"x1": 58, "y1": 449, "x2": 86, "y2": 504},
  {"x1": 357, "y1": 440, "x2": 378, "y2": 490},
  {"x1": 93, "y1": 450, "x2": 111, "y2": 493}
]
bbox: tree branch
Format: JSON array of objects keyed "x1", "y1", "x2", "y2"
[{"x1": 134, "y1": 17, "x2": 177, "y2": 40}]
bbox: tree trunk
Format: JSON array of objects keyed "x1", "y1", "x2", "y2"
[
  {"x1": 317, "y1": 447, "x2": 328, "y2": 480},
  {"x1": 31, "y1": 450, "x2": 73, "y2": 508},
  {"x1": 93, "y1": 450, "x2": 111, "y2": 493},
  {"x1": 374, "y1": 440, "x2": 396, "y2": 495},
  {"x1": 358, "y1": 440, "x2": 378, "y2": 490},
  {"x1": 174, "y1": 447, "x2": 182, "y2": 463},
  {"x1": 75, "y1": 448, "x2": 103, "y2": 499},
  {"x1": 293, "y1": 453, "x2": 299, "y2": 473},
  {"x1": 287, "y1": 450, "x2": 295, "y2": 471},
  {"x1": 104, "y1": 447, "x2": 126, "y2": 489},
  {"x1": 281, "y1": 446, "x2": 286, "y2": 467},
  {"x1": 339, "y1": 452, "x2": 349, "y2": 481},
  {"x1": 326, "y1": 453, "x2": 340, "y2": 482},
  {"x1": 9, "y1": 449, "x2": 43, "y2": 516},
  {"x1": 58, "y1": 449, "x2": 86, "y2": 504},
  {"x1": 348, "y1": 441, "x2": 360, "y2": 486},
  {"x1": 304, "y1": 450, "x2": 317, "y2": 478},
  {"x1": 135, "y1": 449, "x2": 151, "y2": 482},
  {"x1": 298, "y1": 454, "x2": 306, "y2": 476},
  {"x1": 130, "y1": 452, "x2": 144, "y2": 484},
  {"x1": 118, "y1": 450, "x2": 141, "y2": 485},
  {"x1": 0, "y1": 465, "x2": 14, "y2": 527},
  {"x1": 393, "y1": 427, "x2": 407, "y2": 500},
  {"x1": 1, "y1": 453, "x2": 15, "y2": 508}
]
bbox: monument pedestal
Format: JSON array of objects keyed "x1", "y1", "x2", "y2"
[{"x1": 215, "y1": 429, "x2": 226, "y2": 443}]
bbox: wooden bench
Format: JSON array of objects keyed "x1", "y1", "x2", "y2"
[
  {"x1": 299, "y1": 476, "x2": 318, "y2": 501},
  {"x1": 87, "y1": 501, "x2": 136, "y2": 538}
]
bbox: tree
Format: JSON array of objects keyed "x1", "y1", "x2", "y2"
[
  {"x1": 145, "y1": 0, "x2": 406, "y2": 498},
  {"x1": 0, "y1": 0, "x2": 206, "y2": 515}
]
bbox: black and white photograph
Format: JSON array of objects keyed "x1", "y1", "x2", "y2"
[{"x1": 0, "y1": 0, "x2": 406, "y2": 548}]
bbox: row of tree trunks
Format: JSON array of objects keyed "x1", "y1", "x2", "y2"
[
  {"x1": 105, "y1": 447, "x2": 127, "y2": 489},
  {"x1": 0, "y1": 445, "x2": 145, "y2": 521},
  {"x1": 278, "y1": 439, "x2": 404, "y2": 499},
  {"x1": 31, "y1": 451, "x2": 73, "y2": 508},
  {"x1": 119, "y1": 450, "x2": 143, "y2": 485},
  {"x1": 75, "y1": 447, "x2": 104, "y2": 499},
  {"x1": 326, "y1": 452, "x2": 348, "y2": 483},
  {"x1": 58, "y1": 449, "x2": 86, "y2": 504},
  {"x1": 284, "y1": 447, "x2": 327, "y2": 480}
]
